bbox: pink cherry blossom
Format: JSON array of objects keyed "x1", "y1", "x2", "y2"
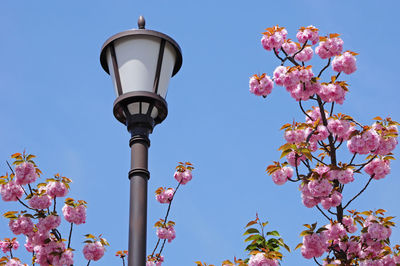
[
  {"x1": 286, "y1": 151, "x2": 306, "y2": 167},
  {"x1": 83, "y1": 241, "x2": 105, "y2": 261},
  {"x1": 305, "y1": 107, "x2": 327, "y2": 124},
  {"x1": 62, "y1": 204, "x2": 87, "y2": 225},
  {"x1": 329, "y1": 169, "x2": 354, "y2": 184},
  {"x1": 28, "y1": 194, "x2": 52, "y2": 209},
  {"x1": 282, "y1": 40, "x2": 298, "y2": 55},
  {"x1": 284, "y1": 129, "x2": 305, "y2": 144},
  {"x1": 147, "y1": 255, "x2": 164, "y2": 266},
  {"x1": 0, "y1": 239, "x2": 19, "y2": 253},
  {"x1": 46, "y1": 181, "x2": 68, "y2": 198},
  {"x1": 273, "y1": 66, "x2": 287, "y2": 86},
  {"x1": 307, "y1": 178, "x2": 332, "y2": 198},
  {"x1": 25, "y1": 230, "x2": 49, "y2": 250},
  {"x1": 374, "y1": 137, "x2": 398, "y2": 156},
  {"x1": 294, "y1": 46, "x2": 314, "y2": 62},
  {"x1": 327, "y1": 119, "x2": 352, "y2": 140},
  {"x1": 301, "y1": 232, "x2": 328, "y2": 259},
  {"x1": 5, "y1": 258, "x2": 25, "y2": 266},
  {"x1": 342, "y1": 216, "x2": 357, "y2": 234},
  {"x1": 173, "y1": 170, "x2": 192, "y2": 185},
  {"x1": 0, "y1": 181, "x2": 24, "y2": 202},
  {"x1": 15, "y1": 162, "x2": 38, "y2": 185},
  {"x1": 271, "y1": 166, "x2": 293, "y2": 185},
  {"x1": 156, "y1": 188, "x2": 174, "y2": 204},
  {"x1": 35, "y1": 240, "x2": 73, "y2": 265},
  {"x1": 347, "y1": 130, "x2": 380, "y2": 154},
  {"x1": 9, "y1": 216, "x2": 34, "y2": 235},
  {"x1": 315, "y1": 36, "x2": 344, "y2": 59},
  {"x1": 321, "y1": 190, "x2": 342, "y2": 210},
  {"x1": 156, "y1": 225, "x2": 176, "y2": 243},
  {"x1": 248, "y1": 252, "x2": 279, "y2": 266},
  {"x1": 325, "y1": 222, "x2": 347, "y2": 241},
  {"x1": 364, "y1": 158, "x2": 390, "y2": 180},
  {"x1": 37, "y1": 215, "x2": 61, "y2": 233},
  {"x1": 249, "y1": 74, "x2": 274, "y2": 97},
  {"x1": 310, "y1": 125, "x2": 330, "y2": 142},
  {"x1": 296, "y1": 26, "x2": 319, "y2": 45},
  {"x1": 332, "y1": 51, "x2": 357, "y2": 74},
  {"x1": 286, "y1": 80, "x2": 318, "y2": 101},
  {"x1": 300, "y1": 183, "x2": 320, "y2": 208},
  {"x1": 318, "y1": 83, "x2": 347, "y2": 104},
  {"x1": 367, "y1": 222, "x2": 391, "y2": 241},
  {"x1": 261, "y1": 26, "x2": 288, "y2": 51}
]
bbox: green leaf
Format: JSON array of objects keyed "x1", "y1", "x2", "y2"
[
  {"x1": 243, "y1": 228, "x2": 260, "y2": 236},
  {"x1": 266, "y1": 230, "x2": 280, "y2": 237}
]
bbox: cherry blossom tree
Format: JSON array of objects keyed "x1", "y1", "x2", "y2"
[{"x1": 251, "y1": 25, "x2": 400, "y2": 265}]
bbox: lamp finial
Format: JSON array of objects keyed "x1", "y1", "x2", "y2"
[{"x1": 138, "y1": 16, "x2": 145, "y2": 29}]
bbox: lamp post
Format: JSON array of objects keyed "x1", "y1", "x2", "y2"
[{"x1": 100, "y1": 16, "x2": 182, "y2": 266}]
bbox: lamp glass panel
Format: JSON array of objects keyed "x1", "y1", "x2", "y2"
[
  {"x1": 157, "y1": 42, "x2": 177, "y2": 98},
  {"x1": 127, "y1": 102, "x2": 140, "y2": 116},
  {"x1": 112, "y1": 35, "x2": 160, "y2": 96},
  {"x1": 106, "y1": 51, "x2": 119, "y2": 96}
]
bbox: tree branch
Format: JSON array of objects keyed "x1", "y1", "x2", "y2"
[
  {"x1": 316, "y1": 205, "x2": 331, "y2": 221},
  {"x1": 317, "y1": 58, "x2": 331, "y2": 78},
  {"x1": 67, "y1": 223, "x2": 73, "y2": 249},
  {"x1": 343, "y1": 176, "x2": 374, "y2": 210}
]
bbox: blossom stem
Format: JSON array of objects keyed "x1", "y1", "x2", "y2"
[
  {"x1": 151, "y1": 181, "x2": 183, "y2": 257},
  {"x1": 329, "y1": 102, "x2": 335, "y2": 117},
  {"x1": 9, "y1": 247, "x2": 13, "y2": 258},
  {"x1": 317, "y1": 58, "x2": 331, "y2": 78},
  {"x1": 87, "y1": 260, "x2": 91, "y2": 266},
  {"x1": 354, "y1": 155, "x2": 377, "y2": 173},
  {"x1": 158, "y1": 239, "x2": 167, "y2": 257},
  {"x1": 343, "y1": 175, "x2": 374, "y2": 210},
  {"x1": 299, "y1": 100, "x2": 313, "y2": 121},
  {"x1": 313, "y1": 257, "x2": 322, "y2": 266},
  {"x1": 316, "y1": 205, "x2": 331, "y2": 221},
  {"x1": 68, "y1": 223, "x2": 73, "y2": 249},
  {"x1": 16, "y1": 197, "x2": 35, "y2": 210},
  {"x1": 53, "y1": 197, "x2": 56, "y2": 213},
  {"x1": 349, "y1": 153, "x2": 357, "y2": 165},
  {"x1": 122, "y1": 257, "x2": 126, "y2": 266}
]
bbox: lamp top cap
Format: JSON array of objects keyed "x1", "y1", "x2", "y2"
[
  {"x1": 100, "y1": 15, "x2": 183, "y2": 76},
  {"x1": 138, "y1": 16, "x2": 145, "y2": 29}
]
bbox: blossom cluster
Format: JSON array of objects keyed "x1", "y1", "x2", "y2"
[
  {"x1": 300, "y1": 211, "x2": 399, "y2": 264},
  {"x1": 250, "y1": 25, "x2": 358, "y2": 105},
  {"x1": 0, "y1": 152, "x2": 107, "y2": 265}
]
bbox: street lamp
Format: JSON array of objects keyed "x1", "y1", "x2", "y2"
[{"x1": 100, "y1": 16, "x2": 182, "y2": 266}]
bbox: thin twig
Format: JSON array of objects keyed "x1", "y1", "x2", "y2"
[
  {"x1": 273, "y1": 49, "x2": 285, "y2": 62},
  {"x1": 6, "y1": 161, "x2": 14, "y2": 174},
  {"x1": 349, "y1": 153, "x2": 357, "y2": 165},
  {"x1": 329, "y1": 102, "x2": 335, "y2": 117},
  {"x1": 316, "y1": 205, "x2": 331, "y2": 221},
  {"x1": 87, "y1": 260, "x2": 91, "y2": 266},
  {"x1": 355, "y1": 155, "x2": 377, "y2": 173},
  {"x1": 327, "y1": 209, "x2": 337, "y2": 215},
  {"x1": 67, "y1": 223, "x2": 73, "y2": 249},
  {"x1": 17, "y1": 197, "x2": 36, "y2": 211},
  {"x1": 343, "y1": 176, "x2": 374, "y2": 209},
  {"x1": 335, "y1": 140, "x2": 343, "y2": 150},
  {"x1": 151, "y1": 181, "x2": 182, "y2": 256},
  {"x1": 314, "y1": 257, "x2": 322, "y2": 266},
  {"x1": 53, "y1": 197, "x2": 56, "y2": 213},
  {"x1": 317, "y1": 58, "x2": 331, "y2": 78},
  {"x1": 299, "y1": 101, "x2": 313, "y2": 121},
  {"x1": 158, "y1": 239, "x2": 167, "y2": 256},
  {"x1": 293, "y1": 41, "x2": 308, "y2": 58},
  {"x1": 311, "y1": 155, "x2": 327, "y2": 165}
]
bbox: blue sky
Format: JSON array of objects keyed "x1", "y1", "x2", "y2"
[{"x1": 1, "y1": 1, "x2": 400, "y2": 265}]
